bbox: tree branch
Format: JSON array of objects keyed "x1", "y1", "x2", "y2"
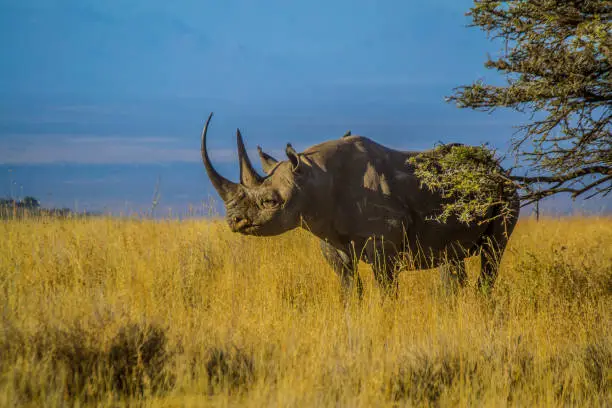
[
  {"x1": 510, "y1": 166, "x2": 611, "y2": 184},
  {"x1": 571, "y1": 175, "x2": 612, "y2": 199}
]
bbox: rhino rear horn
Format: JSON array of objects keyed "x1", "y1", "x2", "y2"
[{"x1": 236, "y1": 128, "x2": 263, "y2": 187}]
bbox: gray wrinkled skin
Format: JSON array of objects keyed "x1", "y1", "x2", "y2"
[{"x1": 200, "y1": 113, "x2": 520, "y2": 297}]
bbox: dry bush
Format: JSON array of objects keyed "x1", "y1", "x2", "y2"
[
  {"x1": 0, "y1": 321, "x2": 173, "y2": 404},
  {"x1": 204, "y1": 345, "x2": 255, "y2": 394}
]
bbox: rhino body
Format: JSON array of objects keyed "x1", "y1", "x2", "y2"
[{"x1": 200, "y1": 113, "x2": 520, "y2": 296}]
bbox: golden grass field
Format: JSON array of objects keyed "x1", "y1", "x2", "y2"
[{"x1": 1, "y1": 215, "x2": 610, "y2": 407}]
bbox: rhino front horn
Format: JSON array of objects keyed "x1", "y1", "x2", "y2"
[{"x1": 200, "y1": 112, "x2": 239, "y2": 201}]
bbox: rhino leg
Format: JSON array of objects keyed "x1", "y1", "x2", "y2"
[
  {"x1": 365, "y1": 241, "x2": 399, "y2": 296},
  {"x1": 439, "y1": 259, "x2": 467, "y2": 294},
  {"x1": 477, "y1": 240, "x2": 502, "y2": 293},
  {"x1": 372, "y1": 257, "x2": 399, "y2": 297},
  {"x1": 320, "y1": 240, "x2": 363, "y2": 300},
  {"x1": 477, "y1": 213, "x2": 517, "y2": 293}
]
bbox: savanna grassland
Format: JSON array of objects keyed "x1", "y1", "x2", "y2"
[{"x1": 1, "y1": 215, "x2": 610, "y2": 407}]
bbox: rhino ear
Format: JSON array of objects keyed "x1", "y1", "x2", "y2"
[
  {"x1": 257, "y1": 146, "x2": 278, "y2": 175},
  {"x1": 342, "y1": 130, "x2": 352, "y2": 138},
  {"x1": 285, "y1": 143, "x2": 300, "y2": 172}
]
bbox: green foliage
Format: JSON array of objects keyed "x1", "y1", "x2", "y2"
[
  {"x1": 409, "y1": 144, "x2": 516, "y2": 224},
  {"x1": 448, "y1": 0, "x2": 611, "y2": 208}
]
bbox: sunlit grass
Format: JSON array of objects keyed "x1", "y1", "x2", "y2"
[{"x1": 1, "y1": 215, "x2": 610, "y2": 406}]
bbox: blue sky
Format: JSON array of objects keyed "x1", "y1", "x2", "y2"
[{"x1": 0, "y1": 0, "x2": 608, "y2": 215}]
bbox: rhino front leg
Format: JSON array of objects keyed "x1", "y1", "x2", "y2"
[
  {"x1": 439, "y1": 259, "x2": 468, "y2": 294},
  {"x1": 320, "y1": 240, "x2": 363, "y2": 300},
  {"x1": 365, "y1": 240, "x2": 399, "y2": 296},
  {"x1": 371, "y1": 257, "x2": 399, "y2": 297}
]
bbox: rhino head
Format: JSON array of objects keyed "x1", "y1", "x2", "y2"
[{"x1": 200, "y1": 113, "x2": 317, "y2": 236}]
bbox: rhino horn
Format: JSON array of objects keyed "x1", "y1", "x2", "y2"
[
  {"x1": 257, "y1": 146, "x2": 279, "y2": 174},
  {"x1": 285, "y1": 143, "x2": 300, "y2": 171},
  {"x1": 200, "y1": 112, "x2": 239, "y2": 201},
  {"x1": 236, "y1": 128, "x2": 264, "y2": 186}
]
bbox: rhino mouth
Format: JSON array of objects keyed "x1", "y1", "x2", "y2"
[
  {"x1": 241, "y1": 226, "x2": 262, "y2": 235},
  {"x1": 238, "y1": 224, "x2": 260, "y2": 233},
  {"x1": 231, "y1": 218, "x2": 262, "y2": 234}
]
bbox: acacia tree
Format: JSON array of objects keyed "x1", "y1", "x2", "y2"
[{"x1": 417, "y1": 0, "x2": 611, "y2": 222}]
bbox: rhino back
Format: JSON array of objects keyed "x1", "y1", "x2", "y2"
[{"x1": 303, "y1": 136, "x2": 488, "y2": 258}]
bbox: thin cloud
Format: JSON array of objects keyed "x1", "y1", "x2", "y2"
[
  {"x1": 63, "y1": 177, "x2": 122, "y2": 185},
  {"x1": 0, "y1": 145, "x2": 241, "y2": 165},
  {"x1": 0, "y1": 134, "x2": 249, "y2": 164},
  {"x1": 51, "y1": 105, "x2": 120, "y2": 115},
  {"x1": 67, "y1": 136, "x2": 177, "y2": 144}
]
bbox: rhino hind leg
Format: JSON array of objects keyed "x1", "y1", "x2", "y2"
[
  {"x1": 477, "y1": 240, "x2": 502, "y2": 293},
  {"x1": 439, "y1": 259, "x2": 468, "y2": 294},
  {"x1": 476, "y1": 211, "x2": 518, "y2": 293},
  {"x1": 320, "y1": 240, "x2": 363, "y2": 300}
]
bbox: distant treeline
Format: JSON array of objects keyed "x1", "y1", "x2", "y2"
[{"x1": 0, "y1": 197, "x2": 97, "y2": 219}]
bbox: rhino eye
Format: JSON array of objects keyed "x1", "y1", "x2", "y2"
[{"x1": 261, "y1": 198, "x2": 279, "y2": 209}]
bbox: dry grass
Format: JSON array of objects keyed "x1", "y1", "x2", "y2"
[{"x1": 1, "y1": 215, "x2": 610, "y2": 407}]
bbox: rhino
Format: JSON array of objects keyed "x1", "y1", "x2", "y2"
[{"x1": 200, "y1": 112, "x2": 520, "y2": 296}]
